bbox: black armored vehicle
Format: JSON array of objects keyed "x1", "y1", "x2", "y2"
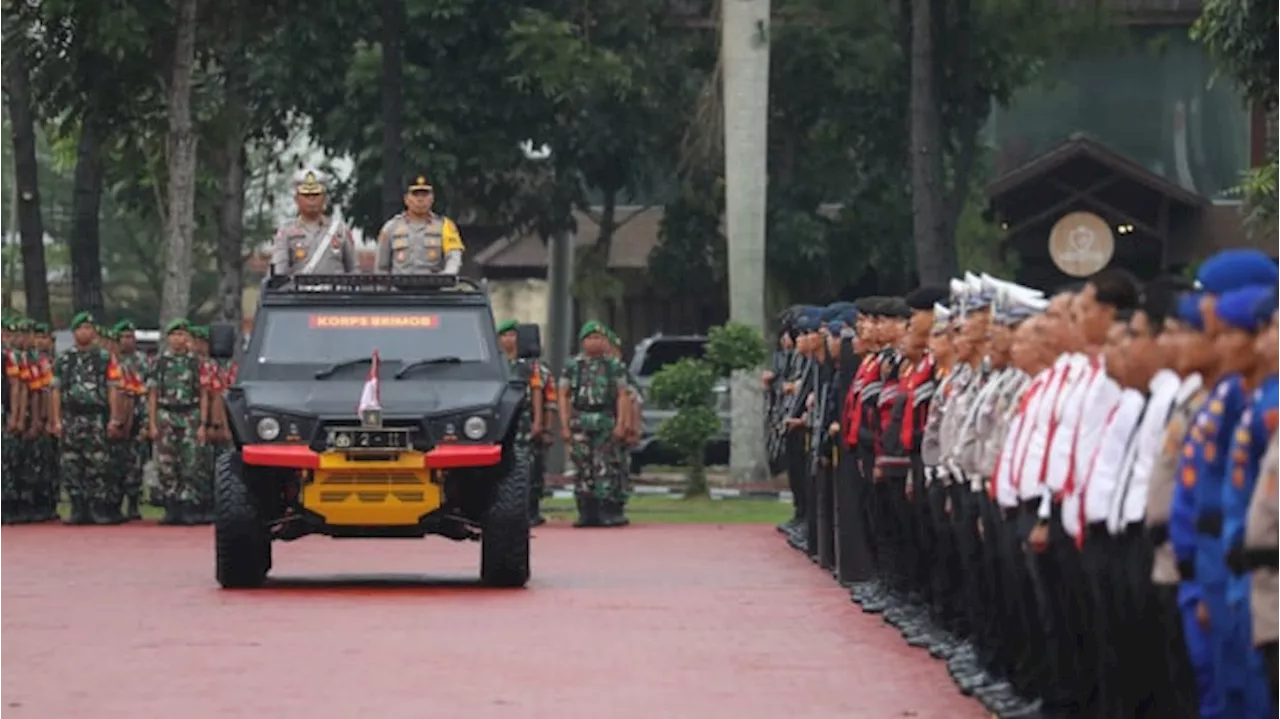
[{"x1": 207, "y1": 273, "x2": 537, "y2": 589}]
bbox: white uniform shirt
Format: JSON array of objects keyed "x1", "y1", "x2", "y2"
[
  {"x1": 1045, "y1": 354, "x2": 1104, "y2": 496},
  {"x1": 992, "y1": 373, "x2": 1040, "y2": 508},
  {"x1": 1106, "y1": 370, "x2": 1184, "y2": 533},
  {"x1": 1013, "y1": 357, "x2": 1073, "y2": 503},
  {"x1": 1006, "y1": 366, "x2": 1056, "y2": 502},
  {"x1": 1082, "y1": 387, "x2": 1144, "y2": 525}
]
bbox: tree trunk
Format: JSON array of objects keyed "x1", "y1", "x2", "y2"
[
  {"x1": 939, "y1": 0, "x2": 980, "y2": 247},
  {"x1": 160, "y1": 0, "x2": 200, "y2": 326},
  {"x1": 908, "y1": 0, "x2": 955, "y2": 285},
  {"x1": 70, "y1": 119, "x2": 106, "y2": 315},
  {"x1": 722, "y1": 0, "x2": 771, "y2": 484},
  {"x1": 3, "y1": 42, "x2": 51, "y2": 323},
  {"x1": 216, "y1": 5, "x2": 249, "y2": 328},
  {"x1": 380, "y1": 0, "x2": 405, "y2": 219}
]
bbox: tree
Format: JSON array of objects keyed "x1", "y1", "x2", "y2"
[
  {"x1": 2, "y1": 9, "x2": 51, "y2": 322},
  {"x1": 1192, "y1": 0, "x2": 1278, "y2": 237},
  {"x1": 648, "y1": 321, "x2": 769, "y2": 496},
  {"x1": 158, "y1": 0, "x2": 199, "y2": 326}
]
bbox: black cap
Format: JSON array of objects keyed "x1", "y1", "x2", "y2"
[
  {"x1": 407, "y1": 174, "x2": 433, "y2": 192},
  {"x1": 904, "y1": 285, "x2": 950, "y2": 311},
  {"x1": 884, "y1": 297, "x2": 912, "y2": 319}
]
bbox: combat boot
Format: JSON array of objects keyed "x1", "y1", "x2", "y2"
[
  {"x1": 573, "y1": 495, "x2": 601, "y2": 527},
  {"x1": 125, "y1": 494, "x2": 141, "y2": 521},
  {"x1": 63, "y1": 498, "x2": 93, "y2": 525},
  {"x1": 184, "y1": 502, "x2": 213, "y2": 525},
  {"x1": 158, "y1": 502, "x2": 182, "y2": 526},
  {"x1": 528, "y1": 493, "x2": 545, "y2": 527},
  {"x1": 599, "y1": 500, "x2": 630, "y2": 527},
  {"x1": 92, "y1": 501, "x2": 127, "y2": 525}
]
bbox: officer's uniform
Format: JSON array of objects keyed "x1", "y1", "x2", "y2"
[
  {"x1": 376, "y1": 175, "x2": 465, "y2": 274},
  {"x1": 1245, "y1": 434, "x2": 1279, "y2": 705},
  {"x1": 1170, "y1": 250, "x2": 1280, "y2": 719},
  {"x1": 270, "y1": 169, "x2": 355, "y2": 276},
  {"x1": 1216, "y1": 286, "x2": 1277, "y2": 718}
]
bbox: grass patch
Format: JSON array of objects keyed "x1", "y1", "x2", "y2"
[
  {"x1": 75, "y1": 495, "x2": 790, "y2": 526},
  {"x1": 541, "y1": 495, "x2": 789, "y2": 524}
]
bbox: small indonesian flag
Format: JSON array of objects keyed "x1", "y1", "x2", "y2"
[{"x1": 358, "y1": 350, "x2": 382, "y2": 413}]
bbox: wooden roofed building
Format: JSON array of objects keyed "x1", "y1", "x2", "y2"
[{"x1": 984, "y1": 0, "x2": 1276, "y2": 287}]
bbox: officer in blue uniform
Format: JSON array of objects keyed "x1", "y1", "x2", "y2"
[
  {"x1": 1170, "y1": 249, "x2": 1280, "y2": 719},
  {"x1": 1220, "y1": 285, "x2": 1280, "y2": 718}
]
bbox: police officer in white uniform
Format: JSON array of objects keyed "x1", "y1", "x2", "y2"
[{"x1": 270, "y1": 168, "x2": 356, "y2": 276}]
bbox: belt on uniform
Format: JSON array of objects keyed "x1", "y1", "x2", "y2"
[
  {"x1": 1195, "y1": 510, "x2": 1224, "y2": 537},
  {"x1": 1122, "y1": 521, "x2": 1144, "y2": 539},
  {"x1": 63, "y1": 402, "x2": 108, "y2": 414},
  {"x1": 1148, "y1": 522, "x2": 1170, "y2": 546},
  {"x1": 1086, "y1": 522, "x2": 1109, "y2": 541},
  {"x1": 573, "y1": 405, "x2": 609, "y2": 413},
  {"x1": 1177, "y1": 559, "x2": 1196, "y2": 581},
  {"x1": 1002, "y1": 506, "x2": 1019, "y2": 521},
  {"x1": 1246, "y1": 547, "x2": 1280, "y2": 571},
  {"x1": 158, "y1": 403, "x2": 199, "y2": 411}
]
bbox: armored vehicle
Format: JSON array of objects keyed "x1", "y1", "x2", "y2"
[{"x1": 208, "y1": 273, "x2": 536, "y2": 589}]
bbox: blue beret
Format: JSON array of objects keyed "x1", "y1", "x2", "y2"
[
  {"x1": 1175, "y1": 292, "x2": 1204, "y2": 330},
  {"x1": 826, "y1": 320, "x2": 847, "y2": 335},
  {"x1": 1253, "y1": 287, "x2": 1278, "y2": 326},
  {"x1": 1216, "y1": 285, "x2": 1274, "y2": 332},
  {"x1": 838, "y1": 309, "x2": 858, "y2": 326},
  {"x1": 820, "y1": 305, "x2": 844, "y2": 323},
  {"x1": 1196, "y1": 249, "x2": 1279, "y2": 294},
  {"x1": 795, "y1": 314, "x2": 820, "y2": 332}
]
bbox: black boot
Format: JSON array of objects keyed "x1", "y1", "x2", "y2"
[
  {"x1": 573, "y1": 495, "x2": 601, "y2": 528},
  {"x1": 63, "y1": 499, "x2": 93, "y2": 525},
  {"x1": 182, "y1": 502, "x2": 212, "y2": 525},
  {"x1": 92, "y1": 501, "x2": 127, "y2": 525},
  {"x1": 600, "y1": 500, "x2": 630, "y2": 527},
  {"x1": 528, "y1": 492, "x2": 545, "y2": 527},
  {"x1": 159, "y1": 501, "x2": 182, "y2": 525},
  {"x1": 125, "y1": 494, "x2": 141, "y2": 521}
]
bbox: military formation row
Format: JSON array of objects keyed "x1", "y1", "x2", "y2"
[
  {"x1": 2, "y1": 313, "x2": 236, "y2": 526},
  {"x1": 500, "y1": 319, "x2": 644, "y2": 528},
  {"x1": 765, "y1": 250, "x2": 1279, "y2": 719}
]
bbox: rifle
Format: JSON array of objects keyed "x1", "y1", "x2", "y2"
[{"x1": 767, "y1": 351, "x2": 810, "y2": 465}]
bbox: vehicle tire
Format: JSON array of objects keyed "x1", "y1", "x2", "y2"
[
  {"x1": 214, "y1": 450, "x2": 272, "y2": 589},
  {"x1": 480, "y1": 443, "x2": 532, "y2": 588}
]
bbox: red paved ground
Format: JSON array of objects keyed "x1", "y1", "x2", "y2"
[{"x1": 2, "y1": 522, "x2": 986, "y2": 719}]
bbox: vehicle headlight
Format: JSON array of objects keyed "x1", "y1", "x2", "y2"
[
  {"x1": 256, "y1": 417, "x2": 281, "y2": 441},
  {"x1": 463, "y1": 415, "x2": 488, "y2": 440}
]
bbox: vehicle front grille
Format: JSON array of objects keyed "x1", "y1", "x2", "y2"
[
  {"x1": 317, "y1": 471, "x2": 424, "y2": 486},
  {"x1": 318, "y1": 491, "x2": 426, "y2": 503}
]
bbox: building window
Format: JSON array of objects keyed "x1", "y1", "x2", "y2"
[{"x1": 989, "y1": 27, "x2": 1251, "y2": 200}]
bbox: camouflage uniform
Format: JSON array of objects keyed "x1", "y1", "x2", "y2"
[
  {"x1": 30, "y1": 327, "x2": 60, "y2": 520},
  {"x1": 53, "y1": 317, "x2": 121, "y2": 524},
  {"x1": 562, "y1": 338, "x2": 626, "y2": 526},
  {"x1": 112, "y1": 327, "x2": 150, "y2": 519},
  {"x1": 2, "y1": 320, "x2": 27, "y2": 523},
  {"x1": 149, "y1": 342, "x2": 205, "y2": 522}
]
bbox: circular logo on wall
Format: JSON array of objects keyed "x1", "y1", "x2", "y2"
[{"x1": 1048, "y1": 211, "x2": 1115, "y2": 277}]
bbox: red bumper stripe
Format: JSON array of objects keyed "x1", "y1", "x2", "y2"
[{"x1": 240, "y1": 443, "x2": 503, "y2": 469}]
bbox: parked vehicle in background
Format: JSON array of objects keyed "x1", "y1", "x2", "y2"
[{"x1": 627, "y1": 333, "x2": 730, "y2": 474}]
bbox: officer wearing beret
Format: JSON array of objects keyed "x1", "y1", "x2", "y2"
[
  {"x1": 271, "y1": 168, "x2": 356, "y2": 277},
  {"x1": 148, "y1": 318, "x2": 207, "y2": 525},
  {"x1": 110, "y1": 319, "x2": 149, "y2": 520},
  {"x1": 376, "y1": 174, "x2": 466, "y2": 275},
  {"x1": 558, "y1": 321, "x2": 629, "y2": 527}
]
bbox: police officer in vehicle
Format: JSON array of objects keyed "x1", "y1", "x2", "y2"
[
  {"x1": 270, "y1": 168, "x2": 356, "y2": 276},
  {"x1": 376, "y1": 174, "x2": 466, "y2": 275}
]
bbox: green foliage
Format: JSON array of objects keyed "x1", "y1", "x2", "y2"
[
  {"x1": 654, "y1": 404, "x2": 721, "y2": 497},
  {"x1": 705, "y1": 322, "x2": 770, "y2": 375},
  {"x1": 649, "y1": 171, "x2": 726, "y2": 296},
  {"x1": 1192, "y1": 0, "x2": 1278, "y2": 240},
  {"x1": 648, "y1": 357, "x2": 718, "y2": 410}
]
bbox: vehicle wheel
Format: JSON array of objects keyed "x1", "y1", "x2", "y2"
[
  {"x1": 214, "y1": 450, "x2": 272, "y2": 589},
  {"x1": 480, "y1": 443, "x2": 532, "y2": 588}
]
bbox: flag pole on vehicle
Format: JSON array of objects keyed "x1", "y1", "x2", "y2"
[{"x1": 358, "y1": 350, "x2": 382, "y2": 426}]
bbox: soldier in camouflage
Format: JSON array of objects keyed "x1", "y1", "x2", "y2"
[
  {"x1": 111, "y1": 319, "x2": 150, "y2": 520},
  {"x1": 50, "y1": 312, "x2": 124, "y2": 525},
  {"x1": 2, "y1": 317, "x2": 29, "y2": 524},
  {"x1": 559, "y1": 321, "x2": 630, "y2": 528},
  {"x1": 148, "y1": 319, "x2": 207, "y2": 525},
  {"x1": 29, "y1": 321, "x2": 60, "y2": 521},
  {"x1": 190, "y1": 325, "x2": 219, "y2": 524},
  {"x1": 605, "y1": 328, "x2": 639, "y2": 527}
]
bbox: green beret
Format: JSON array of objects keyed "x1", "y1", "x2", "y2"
[
  {"x1": 190, "y1": 325, "x2": 209, "y2": 340},
  {"x1": 606, "y1": 329, "x2": 621, "y2": 348},
  {"x1": 496, "y1": 319, "x2": 519, "y2": 335},
  {"x1": 165, "y1": 318, "x2": 190, "y2": 335},
  {"x1": 33, "y1": 322, "x2": 50, "y2": 335},
  {"x1": 70, "y1": 311, "x2": 95, "y2": 330},
  {"x1": 578, "y1": 320, "x2": 606, "y2": 341},
  {"x1": 114, "y1": 319, "x2": 137, "y2": 333},
  {"x1": 1, "y1": 317, "x2": 18, "y2": 331}
]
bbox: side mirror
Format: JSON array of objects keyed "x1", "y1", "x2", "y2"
[
  {"x1": 516, "y1": 323, "x2": 542, "y2": 359},
  {"x1": 209, "y1": 323, "x2": 238, "y2": 359}
]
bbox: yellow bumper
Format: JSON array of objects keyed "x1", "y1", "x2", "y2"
[{"x1": 301, "y1": 451, "x2": 442, "y2": 526}]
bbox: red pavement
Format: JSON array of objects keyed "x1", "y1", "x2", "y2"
[{"x1": 2, "y1": 521, "x2": 985, "y2": 719}]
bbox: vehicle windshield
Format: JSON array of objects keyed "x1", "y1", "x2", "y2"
[
  {"x1": 256, "y1": 307, "x2": 492, "y2": 366},
  {"x1": 632, "y1": 339, "x2": 706, "y2": 377}
]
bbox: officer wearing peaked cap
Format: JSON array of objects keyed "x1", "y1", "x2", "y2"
[
  {"x1": 271, "y1": 168, "x2": 356, "y2": 277},
  {"x1": 377, "y1": 174, "x2": 466, "y2": 275}
]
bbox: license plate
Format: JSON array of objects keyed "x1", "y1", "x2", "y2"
[{"x1": 327, "y1": 428, "x2": 410, "y2": 451}]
